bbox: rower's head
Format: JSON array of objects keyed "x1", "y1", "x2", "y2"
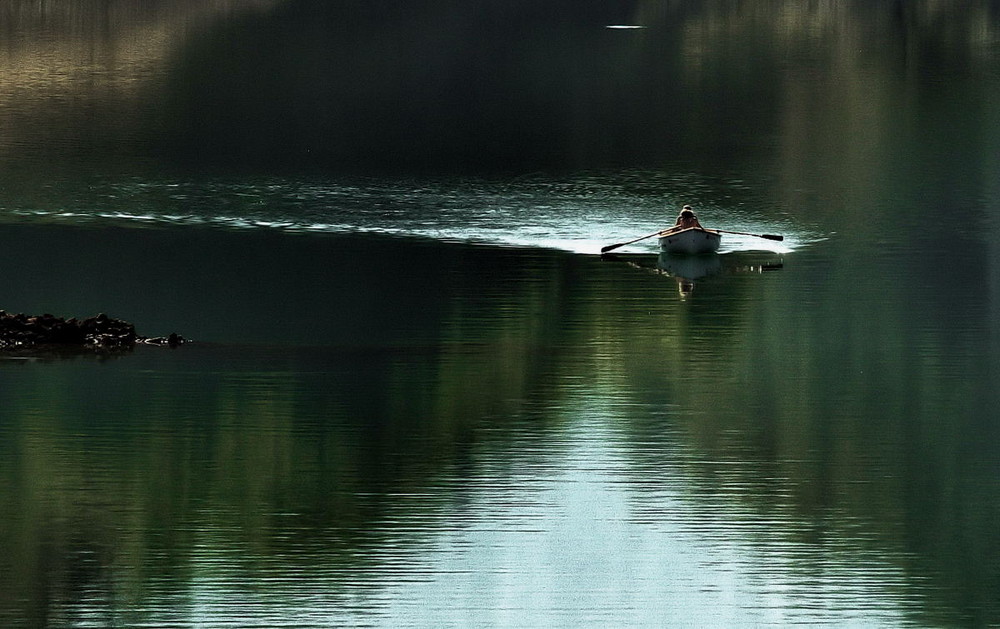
[{"x1": 679, "y1": 205, "x2": 695, "y2": 218}]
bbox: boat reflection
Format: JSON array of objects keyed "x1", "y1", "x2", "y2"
[
  {"x1": 602, "y1": 251, "x2": 784, "y2": 298},
  {"x1": 655, "y1": 253, "x2": 720, "y2": 298}
]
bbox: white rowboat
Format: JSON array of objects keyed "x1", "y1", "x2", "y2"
[{"x1": 658, "y1": 227, "x2": 721, "y2": 254}]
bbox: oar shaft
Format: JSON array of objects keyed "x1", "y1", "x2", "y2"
[
  {"x1": 600, "y1": 229, "x2": 665, "y2": 253},
  {"x1": 715, "y1": 229, "x2": 783, "y2": 241}
]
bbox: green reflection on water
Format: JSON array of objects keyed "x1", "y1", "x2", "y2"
[{"x1": 0, "y1": 228, "x2": 996, "y2": 625}]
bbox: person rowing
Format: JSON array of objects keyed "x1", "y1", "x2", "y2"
[
  {"x1": 600, "y1": 204, "x2": 709, "y2": 253},
  {"x1": 656, "y1": 205, "x2": 722, "y2": 254},
  {"x1": 600, "y1": 205, "x2": 782, "y2": 254},
  {"x1": 661, "y1": 205, "x2": 702, "y2": 234}
]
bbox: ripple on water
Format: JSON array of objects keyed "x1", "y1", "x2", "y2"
[{"x1": 0, "y1": 173, "x2": 822, "y2": 255}]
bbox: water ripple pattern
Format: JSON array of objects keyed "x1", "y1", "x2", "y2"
[{"x1": 0, "y1": 172, "x2": 820, "y2": 254}]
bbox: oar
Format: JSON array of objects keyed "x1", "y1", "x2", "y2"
[
  {"x1": 714, "y1": 229, "x2": 784, "y2": 242},
  {"x1": 601, "y1": 229, "x2": 666, "y2": 253}
]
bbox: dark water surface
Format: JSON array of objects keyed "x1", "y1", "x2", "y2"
[{"x1": 3, "y1": 1, "x2": 1000, "y2": 627}]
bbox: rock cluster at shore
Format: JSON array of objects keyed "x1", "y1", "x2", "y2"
[{"x1": 0, "y1": 311, "x2": 183, "y2": 350}]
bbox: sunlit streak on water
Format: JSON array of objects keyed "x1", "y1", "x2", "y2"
[
  {"x1": 78, "y1": 376, "x2": 929, "y2": 628},
  {"x1": 0, "y1": 173, "x2": 822, "y2": 255}
]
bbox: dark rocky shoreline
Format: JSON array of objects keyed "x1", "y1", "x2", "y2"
[{"x1": 0, "y1": 311, "x2": 183, "y2": 350}]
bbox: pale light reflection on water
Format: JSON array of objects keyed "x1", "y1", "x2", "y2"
[
  {"x1": 32, "y1": 360, "x2": 922, "y2": 629},
  {"x1": 363, "y1": 404, "x2": 916, "y2": 628},
  {"x1": 0, "y1": 224, "x2": 994, "y2": 627},
  {"x1": 0, "y1": 173, "x2": 811, "y2": 255}
]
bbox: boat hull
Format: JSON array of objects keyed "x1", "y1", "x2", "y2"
[{"x1": 658, "y1": 228, "x2": 721, "y2": 254}]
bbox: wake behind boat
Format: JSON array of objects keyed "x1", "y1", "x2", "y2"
[{"x1": 658, "y1": 226, "x2": 721, "y2": 254}]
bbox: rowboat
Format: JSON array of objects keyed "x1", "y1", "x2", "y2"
[{"x1": 658, "y1": 227, "x2": 721, "y2": 254}]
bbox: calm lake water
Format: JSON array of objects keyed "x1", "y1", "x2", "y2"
[{"x1": 2, "y1": 1, "x2": 1000, "y2": 627}]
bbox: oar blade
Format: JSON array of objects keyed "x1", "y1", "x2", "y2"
[{"x1": 762, "y1": 234, "x2": 784, "y2": 241}]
